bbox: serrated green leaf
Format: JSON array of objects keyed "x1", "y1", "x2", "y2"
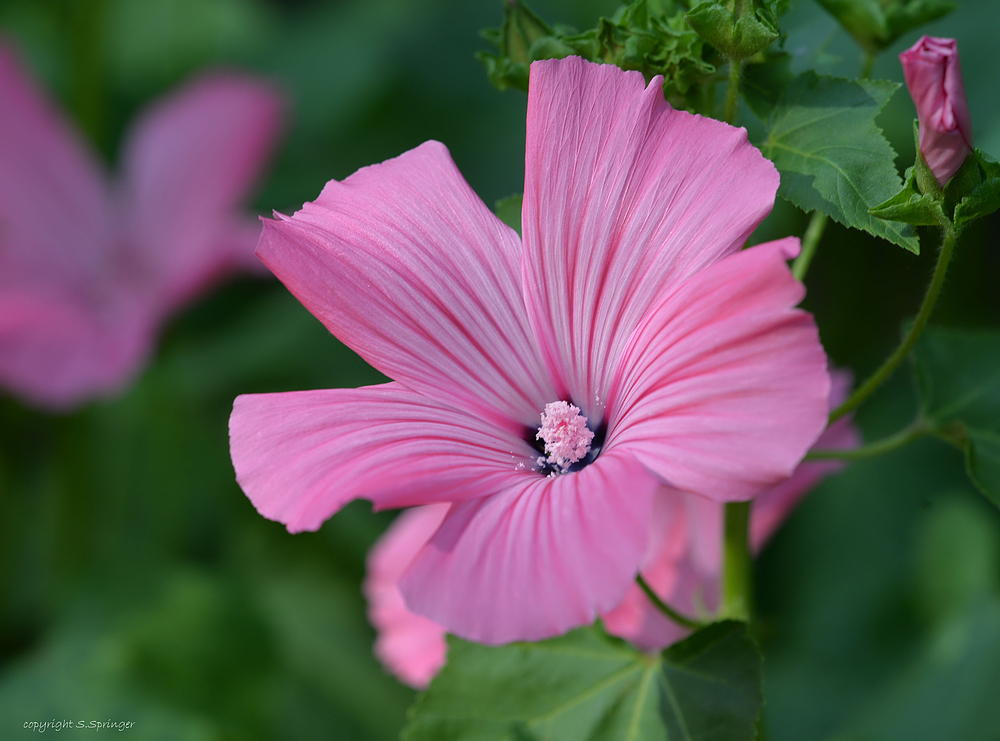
[
  {"x1": 659, "y1": 622, "x2": 763, "y2": 740},
  {"x1": 913, "y1": 327, "x2": 1000, "y2": 507},
  {"x1": 402, "y1": 622, "x2": 762, "y2": 741},
  {"x1": 495, "y1": 194, "x2": 523, "y2": 236},
  {"x1": 761, "y1": 72, "x2": 920, "y2": 253}
]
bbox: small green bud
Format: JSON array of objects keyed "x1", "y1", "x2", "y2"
[{"x1": 685, "y1": 0, "x2": 778, "y2": 61}]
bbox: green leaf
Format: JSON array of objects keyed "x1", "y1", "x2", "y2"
[
  {"x1": 685, "y1": 0, "x2": 779, "y2": 60},
  {"x1": 761, "y1": 72, "x2": 920, "y2": 253},
  {"x1": 402, "y1": 621, "x2": 762, "y2": 741},
  {"x1": 913, "y1": 327, "x2": 1000, "y2": 507},
  {"x1": 495, "y1": 194, "x2": 523, "y2": 237}
]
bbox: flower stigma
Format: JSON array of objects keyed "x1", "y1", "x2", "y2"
[{"x1": 536, "y1": 401, "x2": 595, "y2": 473}]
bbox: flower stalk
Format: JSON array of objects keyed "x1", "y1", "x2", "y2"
[
  {"x1": 635, "y1": 575, "x2": 706, "y2": 630},
  {"x1": 830, "y1": 219, "x2": 957, "y2": 423},
  {"x1": 721, "y1": 500, "x2": 752, "y2": 621}
]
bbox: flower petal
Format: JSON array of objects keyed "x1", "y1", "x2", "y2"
[
  {"x1": 606, "y1": 237, "x2": 830, "y2": 501},
  {"x1": 120, "y1": 72, "x2": 284, "y2": 312},
  {"x1": 257, "y1": 140, "x2": 554, "y2": 428},
  {"x1": 364, "y1": 504, "x2": 449, "y2": 689},
  {"x1": 229, "y1": 382, "x2": 536, "y2": 533},
  {"x1": 398, "y1": 449, "x2": 658, "y2": 644},
  {"x1": 521, "y1": 57, "x2": 780, "y2": 417}
]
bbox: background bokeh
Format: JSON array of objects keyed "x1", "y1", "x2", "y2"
[{"x1": 0, "y1": 0, "x2": 998, "y2": 738}]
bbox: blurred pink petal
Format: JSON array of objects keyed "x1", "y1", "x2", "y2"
[
  {"x1": 0, "y1": 44, "x2": 283, "y2": 409},
  {"x1": 364, "y1": 504, "x2": 450, "y2": 689},
  {"x1": 900, "y1": 36, "x2": 973, "y2": 186},
  {"x1": 232, "y1": 56, "x2": 829, "y2": 644},
  {"x1": 121, "y1": 73, "x2": 283, "y2": 312}
]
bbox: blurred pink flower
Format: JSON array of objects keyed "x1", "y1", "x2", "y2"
[
  {"x1": 229, "y1": 56, "x2": 830, "y2": 645},
  {"x1": 899, "y1": 35, "x2": 973, "y2": 187},
  {"x1": 364, "y1": 504, "x2": 450, "y2": 689},
  {"x1": 0, "y1": 44, "x2": 283, "y2": 409},
  {"x1": 364, "y1": 374, "x2": 857, "y2": 686}
]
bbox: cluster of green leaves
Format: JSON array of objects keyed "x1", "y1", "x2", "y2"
[
  {"x1": 478, "y1": 0, "x2": 717, "y2": 109},
  {"x1": 403, "y1": 621, "x2": 762, "y2": 741}
]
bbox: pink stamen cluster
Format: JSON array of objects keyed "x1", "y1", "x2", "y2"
[{"x1": 536, "y1": 401, "x2": 594, "y2": 471}]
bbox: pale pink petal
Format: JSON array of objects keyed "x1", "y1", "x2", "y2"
[
  {"x1": 399, "y1": 449, "x2": 659, "y2": 644},
  {"x1": 256, "y1": 140, "x2": 555, "y2": 428},
  {"x1": 120, "y1": 72, "x2": 284, "y2": 312},
  {"x1": 364, "y1": 505, "x2": 449, "y2": 689},
  {"x1": 521, "y1": 56, "x2": 780, "y2": 417},
  {"x1": 229, "y1": 382, "x2": 536, "y2": 533},
  {"x1": 0, "y1": 44, "x2": 111, "y2": 287},
  {"x1": 606, "y1": 238, "x2": 830, "y2": 502}
]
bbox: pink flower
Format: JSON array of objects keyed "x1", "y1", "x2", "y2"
[
  {"x1": 0, "y1": 44, "x2": 283, "y2": 410},
  {"x1": 899, "y1": 36, "x2": 973, "y2": 187},
  {"x1": 229, "y1": 56, "x2": 830, "y2": 645},
  {"x1": 365, "y1": 375, "x2": 856, "y2": 686}
]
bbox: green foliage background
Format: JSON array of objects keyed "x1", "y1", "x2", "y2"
[{"x1": 0, "y1": 0, "x2": 998, "y2": 738}]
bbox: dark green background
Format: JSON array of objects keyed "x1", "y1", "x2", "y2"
[{"x1": 0, "y1": 0, "x2": 997, "y2": 738}]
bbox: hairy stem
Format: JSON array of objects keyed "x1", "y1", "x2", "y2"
[
  {"x1": 830, "y1": 221, "x2": 957, "y2": 424},
  {"x1": 636, "y1": 574, "x2": 707, "y2": 630},
  {"x1": 807, "y1": 420, "x2": 931, "y2": 461},
  {"x1": 792, "y1": 211, "x2": 828, "y2": 281},
  {"x1": 721, "y1": 501, "x2": 752, "y2": 621},
  {"x1": 723, "y1": 59, "x2": 743, "y2": 125}
]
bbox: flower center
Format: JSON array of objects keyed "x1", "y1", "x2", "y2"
[{"x1": 536, "y1": 401, "x2": 594, "y2": 472}]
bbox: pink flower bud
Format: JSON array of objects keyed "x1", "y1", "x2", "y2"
[{"x1": 899, "y1": 36, "x2": 974, "y2": 187}]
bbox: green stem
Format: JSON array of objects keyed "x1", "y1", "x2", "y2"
[
  {"x1": 636, "y1": 574, "x2": 707, "y2": 630},
  {"x1": 807, "y1": 420, "x2": 930, "y2": 461},
  {"x1": 861, "y1": 50, "x2": 877, "y2": 79},
  {"x1": 830, "y1": 221, "x2": 957, "y2": 424},
  {"x1": 721, "y1": 501, "x2": 752, "y2": 621},
  {"x1": 792, "y1": 211, "x2": 828, "y2": 281},
  {"x1": 723, "y1": 59, "x2": 743, "y2": 125}
]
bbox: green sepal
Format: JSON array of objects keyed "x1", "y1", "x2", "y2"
[
  {"x1": 477, "y1": 0, "x2": 555, "y2": 92},
  {"x1": 685, "y1": 0, "x2": 779, "y2": 60},
  {"x1": 868, "y1": 166, "x2": 944, "y2": 226},
  {"x1": 951, "y1": 149, "x2": 1000, "y2": 229},
  {"x1": 911, "y1": 121, "x2": 944, "y2": 201},
  {"x1": 814, "y1": 0, "x2": 956, "y2": 52}
]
